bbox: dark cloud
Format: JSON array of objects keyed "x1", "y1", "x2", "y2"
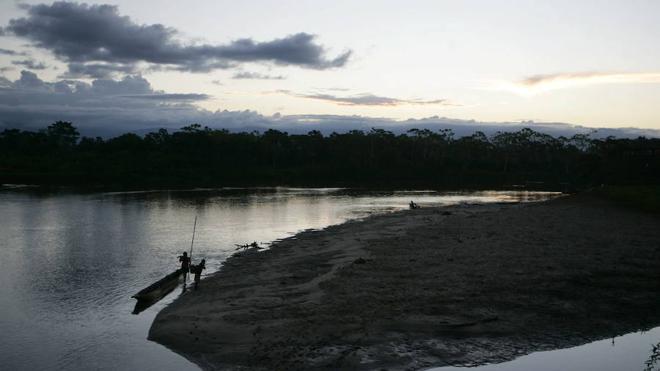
[
  {"x1": 0, "y1": 72, "x2": 257, "y2": 132},
  {"x1": 0, "y1": 66, "x2": 14, "y2": 73},
  {"x1": 279, "y1": 90, "x2": 455, "y2": 106},
  {"x1": 1, "y1": 71, "x2": 657, "y2": 139},
  {"x1": 0, "y1": 48, "x2": 27, "y2": 56},
  {"x1": 232, "y1": 71, "x2": 285, "y2": 80},
  {"x1": 61, "y1": 62, "x2": 139, "y2": 78},
  {"x1": 5, "y1": 2, "x2": 350, "y2": 77},
  {"x1": 0, "y1": 71, "x2": 216, "y2": 134},
  {"x1": 211, "y1": 80, "x2": 223, "y2": 86},
  {"x1": 11, "y1": 59, "x2": 47, "y2": 70}
]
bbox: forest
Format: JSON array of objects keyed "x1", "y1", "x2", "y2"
[{"x1": 0, "y1": 121, "x2": 658, "y2": 190}]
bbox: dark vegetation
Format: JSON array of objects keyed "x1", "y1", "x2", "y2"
[
  {"x1": 593, "y1": 185, "x2": 660, "y2": 213},
  {"x1": 1, "y1": 121, "x2": 659, "y2": 190}
]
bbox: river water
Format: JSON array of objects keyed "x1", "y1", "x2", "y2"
[
  {"x1": 1, "y1": 187, "x2": 654, "y2": 371},
  {"x1": 429, "y1": 326, "x2": 660, "y2": 371}
]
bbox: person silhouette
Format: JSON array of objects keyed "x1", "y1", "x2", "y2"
[
  {"x1": 193, "y1": 259, "x2": 206, "y2": 290},
  {"x1": 178, "y1": 251, "x2": 191, "y2": 273}
]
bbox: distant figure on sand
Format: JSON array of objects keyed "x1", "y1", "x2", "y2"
[
  {"x1": 193, "y1": 259, "x2": 206, "y2": 290},
  {"x1": 409, "y1": 200, "x2": 419, "y2": 209},
  {"x1": 178, "y1": 251, "x2": 191, "y2": 273}
]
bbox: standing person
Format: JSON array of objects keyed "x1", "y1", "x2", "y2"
[
  {"x1": 193, "y1": 259, "x2": 206, "y2": 290},
  {"x1": 178, "y1": 251, "x2": 191, "y2": 273}
]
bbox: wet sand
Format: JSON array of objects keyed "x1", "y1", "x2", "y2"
[{"x1": 149, "y1": 194, "x2": 660, "y2": 370}]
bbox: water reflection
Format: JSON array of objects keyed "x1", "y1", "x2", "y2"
[
  {"x1": 0, "y1": 188, "x2": 560, "y2": 370},
  {"x1": 131, "y1": 269, "x2": 186, "y2": 315},
  {"x1": 429, "y1": 327, "x2": 660, "y2": 371},
  {"x1": 646, "y1": 341, "x2": 660, "y2": 371}
]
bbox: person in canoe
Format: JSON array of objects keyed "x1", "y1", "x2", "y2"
[
  {"x1": 178, "y1": 251, "x2": 191, "y2": 273},
  {"x1": 193, "y1": 259, "x2": 206, "y2": 290}
]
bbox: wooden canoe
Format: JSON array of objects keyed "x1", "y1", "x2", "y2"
[{"x1": 132, "y1": 268, "x2": 185, "y2": 301}]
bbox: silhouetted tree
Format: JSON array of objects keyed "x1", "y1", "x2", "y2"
[
  {"x1": 45, "y1": 121, "x2": 79, "y2": 149},
  {"x1": 0, "y1": 122, "x2": 658, "y2": 189}
]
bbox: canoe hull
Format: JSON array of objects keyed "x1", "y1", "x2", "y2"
[{"x1": 132, "y1": 268, "x2": 185, "y2": 301}]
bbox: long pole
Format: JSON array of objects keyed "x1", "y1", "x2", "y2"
[
  {"x1": 189, "y1": 215, "x2": 197, "y2": 261},
  {"x1": 185, "y1": 216, "x2": 197, "y2": 287}
]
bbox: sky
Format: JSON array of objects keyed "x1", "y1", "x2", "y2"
[{"x1": 1, "y1": 0, "x2": 660, "y2": 137}]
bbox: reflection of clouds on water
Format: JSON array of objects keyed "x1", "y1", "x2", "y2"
[{"x1": 431, "y1": 326, "x2": 660, "y2": 371}]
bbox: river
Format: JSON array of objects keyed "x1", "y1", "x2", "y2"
[{"x1": 7, "y1": 187, "x2": 646, "y2": 371}]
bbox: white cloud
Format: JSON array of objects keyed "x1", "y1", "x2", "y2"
[{"x1": 488, "y1": 72, "x2": 660, "y2": 95}]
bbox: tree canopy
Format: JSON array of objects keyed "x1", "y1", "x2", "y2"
[{"x1": 1, "y1": 122, "x2": 658, "y2": 190}]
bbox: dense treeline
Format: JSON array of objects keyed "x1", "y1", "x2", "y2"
[{"x1": 1, "y1": 121, "x2": 659, "y2": 190}]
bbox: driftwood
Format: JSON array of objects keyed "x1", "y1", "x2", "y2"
[{"x1": 234, "y1": 241, "x2": 262, "y2": 251}]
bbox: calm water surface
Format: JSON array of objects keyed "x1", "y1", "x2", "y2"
[
  {"x1": 430, "y1": 326, "x2": 660, "y2": 371},
  {"x1": 2, "y1": 188, "x2": 651, "y2": 371}
]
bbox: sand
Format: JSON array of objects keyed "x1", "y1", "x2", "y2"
[{"x1": 149, "y1": 194, "x2": 660, "y2": 370}]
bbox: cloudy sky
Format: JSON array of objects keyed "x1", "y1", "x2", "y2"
[{"x1": 1, "y1": 0, "x2": 660, "y2": 136}]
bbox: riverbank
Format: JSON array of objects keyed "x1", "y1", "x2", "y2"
[{"x1": 149, "y1": 194, "x2": 660, "y2": 370}]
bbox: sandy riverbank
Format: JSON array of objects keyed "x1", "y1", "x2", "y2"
[{"x1": 149, "y1": 194, "x2": 660, "y2": 370}]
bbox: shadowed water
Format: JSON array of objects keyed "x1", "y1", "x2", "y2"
[{"x1": 0, "y1": 188, "x2": 562, "y2": 370}]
